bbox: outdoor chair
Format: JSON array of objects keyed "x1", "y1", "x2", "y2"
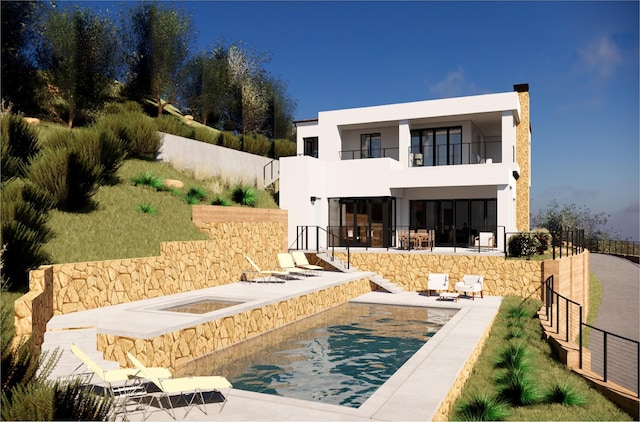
[
  {"x1": 291, "y1": 251, "x2": 323, "y2": 274},
  {"x1": 426, "y1": 273, "x2": 449, "y2": 297},
  {"x1": 127, "y1": 352, "x2": 232, "y2": 420},
  {"x1": 454, "y1": 274, "x2": 484, "y2": 300},
  {"x1": 277, "y1": 253, "x2": 311, "y2": 277},
  {"x1": 474, "y1": 232, "x2": 495, "y2": 251},
  {"x1": 69, "y1": 343, "x2": 172, "y2": 417},
  {"x1": 243, "y1": 256, "x2": 288, "y2": 282}
]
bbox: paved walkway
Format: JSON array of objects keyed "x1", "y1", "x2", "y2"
[
  {"x1": 41, "y1": 272, "x2": 501, "y2": 421},
  {"x1": 588, "y1": 253, "x2": 639, "y2": 393}
]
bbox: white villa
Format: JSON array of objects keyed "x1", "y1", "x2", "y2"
[{"x1": 279, "y1": 84, "x2": 531, "y2": 252}]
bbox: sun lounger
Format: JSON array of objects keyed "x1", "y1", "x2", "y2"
[
  {"x1": 244, "y1": 256, "x2": 289, "y2": 282},
  {"x1": 127, "y1": 352, "x2": 232, "y2": 419},
  {"x1": 277, "y1": 253, "x2": 311, "y2": 277},
  {"x1": 290, "y1": 251, "x2": 324, "y2": 274}
]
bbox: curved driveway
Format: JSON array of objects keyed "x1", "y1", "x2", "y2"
[{"x1": 588, "y1": 253, "x2": 639, "y2": 393}]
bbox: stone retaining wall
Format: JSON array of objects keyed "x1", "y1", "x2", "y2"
[
  {"x1": 99, "y1": 277, "x2": 374, "y2": 370},
  {"x1": 335, "y1": 252, "x2": 544, "y2": 298},
  {"x1": 14, "y1": 207, "x2": 288, "y2": 349}
]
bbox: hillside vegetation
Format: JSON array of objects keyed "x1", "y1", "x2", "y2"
[{"x1": 43, "y1": 158, "x2": 278, "y2": 265}]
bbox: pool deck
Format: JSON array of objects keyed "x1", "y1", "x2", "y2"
[{"x1": 42, "y1": 271, "x2": 502, "y2": 421}]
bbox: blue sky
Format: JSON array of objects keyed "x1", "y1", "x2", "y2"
[{"x1": 92, "y1": 1, "x2": 640, "y2": 239}]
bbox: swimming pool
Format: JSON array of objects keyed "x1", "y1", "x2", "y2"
[{"x1": 180, "y1": 302, "x2": 457, "y2": 408}]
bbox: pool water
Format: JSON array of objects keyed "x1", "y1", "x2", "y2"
[
  {"x1": 181, "y1": 303, "x2": 457, "y2": 408},
  {"x1": 161, "y1": 299, "x2": 244, "y2": 314}
]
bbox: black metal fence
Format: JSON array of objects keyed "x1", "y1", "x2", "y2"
[
  {"x1": 587, "y1": 239, "x2": 640, "y2": 259},
  {"x1": 544, "y1": 275, "x2": 639, "y2": 396}
]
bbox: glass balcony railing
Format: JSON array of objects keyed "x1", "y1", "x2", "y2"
[{"x1": 337, "y1": 140, "x2": 502, "y2": 166}]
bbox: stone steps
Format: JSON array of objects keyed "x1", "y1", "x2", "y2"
[{"x1": 315, "y1": 252, "x2": 403, "y2": 294}]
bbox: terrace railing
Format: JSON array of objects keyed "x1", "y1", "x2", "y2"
[
  {"x1": 293, "y1": 225, "x2": 351, "y2": 269},
  {"x1": 543, "y1": 275, "x2": 639, "y2": 397},
  {"x1": 339, "y1": 147, "x2": 399, "y2": 161}
]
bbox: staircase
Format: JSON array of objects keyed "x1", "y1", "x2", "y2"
[{"x1": 315, "y1": 252, "x2": 404, "y2": 294}]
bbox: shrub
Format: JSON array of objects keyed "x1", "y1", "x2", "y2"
[
  {"x1": 135, "y1": 203, "x2": 157, "y2": 215},
  {"x1": 95, "y1": 110, "x2": 162, "y2": 159},
  {"x1": 1, "y1": 113, "x2": 42, "y2": 182},
  {"x1": 131, "y1": 171, "x2": 164, "y2": 190},
  {"x1": 0, "y1": 180, "x2": 54, "y2": 291},
  {"x1": 273, "y1": 138, "x2": 297, "y2": 159},
  {"x1": 494, "y1": 342, "x2": 531, "y2": 372},
  {"x1": 157, "y1": 114, "x2": 195, "y2": 139},
  {"x1": 242, "y1": 133, "x2": 272, "y2": 156},
  {"x1": 531, "y1": 227, "x2": 551, "y2": 254},
  {"x1": 495, "y1": 367, "x2": 540, "y2": 406},
  {"x1": 185, "y1": 187, "x2": 206, "y2": 204},
  {"x1": 453, "y1": 393, "x2": 509, "y2": 421},
  {"x1": 1, "y1": 291, "x2": 112, "y2": 420},
  {"x1": 101, "y1": 101, "x2": 143, "y2": 115},
  {"x1": 508, "y1": 233, "x2": 540, "y2": 257},
  {"x1": 221, "y1": 131, "x2": 241, "y2": 150},
  {"x1": 211, "y1": 195, "x2": 231, "y2": 206},
  {"x1": 232, "y1": 185, "x2": 257, "y2": 206},
  {"x1": 194, "y1": 126, "x2": 221, "y2": 145},
  {"x1": 544, "y1": 382, "x2": 586, "y2": 406}
]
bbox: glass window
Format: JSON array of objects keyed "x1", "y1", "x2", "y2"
[
  {"x1": 449, "y1": 128, "x2": 462, "y2": 165},
  {"x1": 361, "y1": 133, "x2": 381, "y2": 158},
  {"x1": 303, "y1": 137, "x2": 318, "y2": 158},
  {"x1": 435, "y1": 129, "x2": 448, "y2": 166}
]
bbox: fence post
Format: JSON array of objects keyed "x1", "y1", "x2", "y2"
[
  {"x1": 579, "y1": 307, "x2": 583, "y2": 369},
  {"x1": 603, "y1": 332, "x2": 608, "y2": 382},
  {"x1": 565, "y1": 300, "x2": 569, "y2": 342}
]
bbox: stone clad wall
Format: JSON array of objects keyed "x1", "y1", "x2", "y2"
[
  {"x1": 515, "y1": 88, "x2": 531, "y2": 232},
  {"x1": 98, "y1": 277, "x2": 374, "y2": 370},
  {"x1": 336, "y1": 252, "x2": 544, "y2": 298},
  {"x1": 14, "y1": 207, "x2": 288, "y2": 348}
]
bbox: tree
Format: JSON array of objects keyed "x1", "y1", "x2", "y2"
[
  {"x1": 125, "y1": 2, "x2": 193, "y2": 117},
  {"x1": 182, "y1": 46, "x2": 232, "y2": 126},
  {"x1": 532, "y1": 199, "x2": 610, "y2": 242},
  {"x1": 1, "y1": 1, "x2": 44, "y2": 115},
  {"x1": 36, "y1": 6, "x2": 121, "y2": 127}
]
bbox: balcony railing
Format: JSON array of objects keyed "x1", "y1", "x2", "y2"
[
  {"x1": 409, "y1": 140, "x2": 502, "y2": 167},
  {"x1": 339, "y1": 148, "x2": 399, "y2": 160}
]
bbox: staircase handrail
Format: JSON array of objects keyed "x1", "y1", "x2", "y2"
[{"x1": 291, "y1": 225, "x2": 351, "y2": 269}]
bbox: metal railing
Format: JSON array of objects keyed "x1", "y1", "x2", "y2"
[
  {"x1": 587, "y1": 239, "x2": 640, "y2": 259},
  {"x1": 544, "y1": 275, "x2": 639, "y2": 396},
  {"x1": 262, "y1": 159, "x2": 279, "y2": 188},
  {"x1": 293, "y1": 225, "x2": 351, "y2": 269}
]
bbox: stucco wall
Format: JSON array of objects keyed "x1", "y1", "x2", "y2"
[{"x1": 157, "y1": 132, "x2": 276, "y2": 186}]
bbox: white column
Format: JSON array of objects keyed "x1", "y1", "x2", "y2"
[
  {"x1": 501, "y1": 111, "x2": 515, "y2": 164},
  {"x1": 399, "y1": 120, "x2": 410, "y2": 167}
]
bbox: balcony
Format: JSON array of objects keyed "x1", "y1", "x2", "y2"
[{"x1": 339, "y1": 147, "x2": 399, "y2": 161}]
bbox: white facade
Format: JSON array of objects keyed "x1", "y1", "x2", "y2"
[{"x1": 280, "y1": 88, "x2": 529, "y2": 251}]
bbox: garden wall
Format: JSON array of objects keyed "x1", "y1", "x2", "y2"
[
  {"x1": 98, "y1": 277, "x2": 374, "y2": 370},
  {"x1": 335, "y1": 251, "x2": 545, "y2": 298},
  {"x1": 14, "y1": 206, "x2": 288, "y2": 349}
]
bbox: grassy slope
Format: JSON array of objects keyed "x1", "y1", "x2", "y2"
[
  {"x1": 43, "y1": 159, "x2": 277, "y2": 264},
  {"x1": 452, "y1": 296, "x2": 631, "y2": 421}
]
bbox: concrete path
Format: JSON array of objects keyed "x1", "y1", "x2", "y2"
[{"x1": 588, "y1": 253, "x2": 639, "y2": 393}]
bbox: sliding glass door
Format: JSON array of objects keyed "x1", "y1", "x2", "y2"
[{"x1": 409, "y1": 198, "x2": 497, "y2": 246}]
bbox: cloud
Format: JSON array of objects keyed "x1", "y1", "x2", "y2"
[
  {"x1": 577, "y1": 36, "x2": 623, "y2": 82},
  {"x1": 426, "y1": 67, "x2": 480, "y2": 98}
]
